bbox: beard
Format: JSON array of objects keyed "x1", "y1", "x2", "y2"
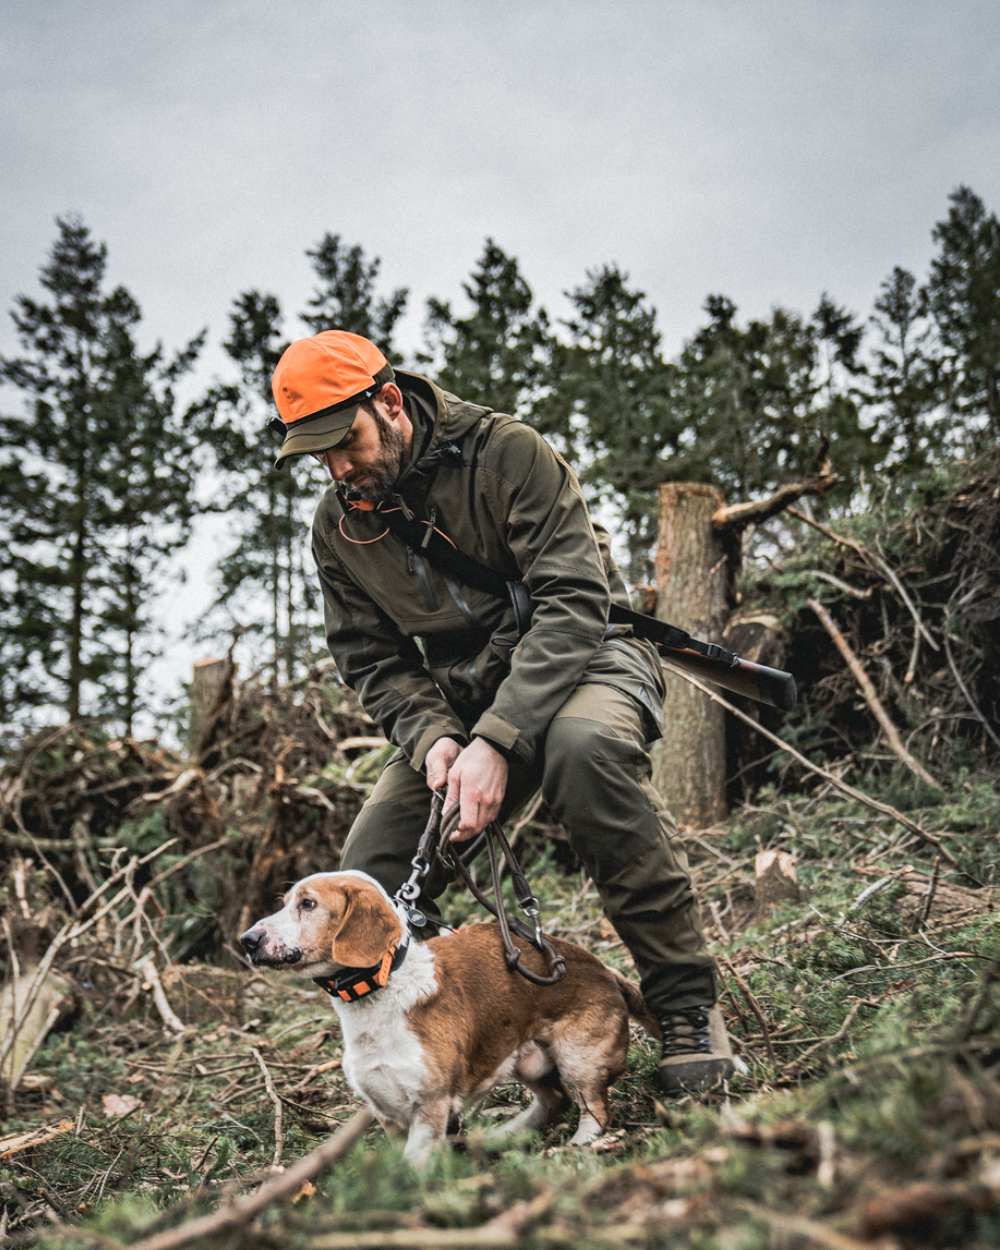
[{"x1": 348, "y1": 410, "x2": 406, "y2": 503}]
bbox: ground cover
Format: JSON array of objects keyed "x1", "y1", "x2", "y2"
[{"x1": 3, "y1": 770, "x2": 997, "y2": 1250}]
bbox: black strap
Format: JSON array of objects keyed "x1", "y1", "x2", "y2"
[{"x1": 373, "y1": 505, "x2": 738, "y2": 668}]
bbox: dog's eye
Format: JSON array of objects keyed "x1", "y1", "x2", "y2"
[{"x1": 299, "y1": 897, "x2": 316, "y2": 911}]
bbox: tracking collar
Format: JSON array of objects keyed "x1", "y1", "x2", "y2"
[{"x1": 313, "y1": 932, "x2": 410, "y2": 1003}]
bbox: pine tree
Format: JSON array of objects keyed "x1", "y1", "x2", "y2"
[
  {"x1": 866, "y1": 267, "x2": 944, "y2": 470},
  {"x1": 543, "y1": 265, "x2": 679, "y2": 577},
  {"x1": 420, "y1": 239, "x2": 552, "y2": 416},
  {"x1": 926, "y1": 185, "x2": 1000, "y2": 444},
  {"x1": 302, "y1": 234, "x2": 408, "y2": 355},
  {"x1": 0, "y1": 216, "x2": 204, "y2": 731},
  {"x1": 669, "y1": 295, "x2": 875, "y2": 501},
  {"x1": 196, "y1": 290, "x2": 318, "y2": 689}
]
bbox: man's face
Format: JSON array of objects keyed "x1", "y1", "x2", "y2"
[{"x1": 313, "y1": 404, "x2": 406, "y2": 502}]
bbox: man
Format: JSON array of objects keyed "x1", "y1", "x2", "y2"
[{"x1": 271, "y1": 328, "x2": 733, "y2": 1093}]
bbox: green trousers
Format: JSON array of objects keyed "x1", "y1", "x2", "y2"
[{"x1": 340, "y1": 679, "x2": 716, "y2": 1013}]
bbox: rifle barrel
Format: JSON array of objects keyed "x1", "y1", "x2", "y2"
[{"x1": 660, "y1": 647, "x2": 798, "y2": 711}]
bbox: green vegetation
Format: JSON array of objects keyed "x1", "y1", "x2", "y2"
[{"x1": 3, "y1": 763, "x2": 996, "y2": 1249}]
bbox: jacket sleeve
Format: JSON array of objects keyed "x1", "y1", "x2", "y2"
[
  {"x1": 470, "y1": 422, "x2": 610, "y2": 761},
  {"x1": 312, "y1": 522, "x2": 467, "y2": 770}
]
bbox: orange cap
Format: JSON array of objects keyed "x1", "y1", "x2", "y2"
[{"x1": 270, "y1": 330, "x2": 393, "y2": 468}]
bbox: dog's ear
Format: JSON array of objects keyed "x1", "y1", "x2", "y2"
[{"x1": 330, "y1": 880, "x2": 401, "y2": 968}]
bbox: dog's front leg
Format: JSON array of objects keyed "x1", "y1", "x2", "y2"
[{"x1": 403, "y1": 1097, "x2": 450, "y2": 1170}]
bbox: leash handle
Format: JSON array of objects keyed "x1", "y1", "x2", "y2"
[{"x1": 439, "y1": 805, "x2": 567, "y2": 986}]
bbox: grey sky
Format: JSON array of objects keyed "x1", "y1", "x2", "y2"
[{"x1": 2, "y1": 0, "x2": 998, "y2": 718}]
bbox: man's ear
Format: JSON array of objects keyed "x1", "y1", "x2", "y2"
[
  {"x1": 330, "y1": 881, "x2": 401, "y2": 968},
  {"x1": 377, "y1": 381, "x2": 405, "y2": 421}
]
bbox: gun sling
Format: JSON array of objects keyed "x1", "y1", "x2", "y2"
[{"x1": 373, "y1": 505, "x2": 797, "y2": 711}]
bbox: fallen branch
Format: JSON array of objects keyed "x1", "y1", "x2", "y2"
[
  {"x1": 720, "y1": 958, "x2": 775, "y2": 1067},
  {"x1": 735, "y1": 1199, "x2": 874, "y2": 1250},
  {"x1": 0, "y1": 1117, "x2": 74, "y2": 1160},
  {"x1": 712, "y1": 470, "x2": 839, "y2": 531},
  {"x1": 252, "y1": 1047, "x2": 285, "y2": 1169},
  {"x1": 136, "y1": 956, "x2": 186, "y2": 1035},
  {"x1": 790, "y1": 507, "x2": 938, "y2": 650},
  {"x1": 127, "y1": 1107, "x2": 374, "y2": 1250},
  {"x1": 661, "y1": 663, "x2": 959, "y2": 868},
  {"x1": 807, "y1": 597, "x2": 942, "y2": 791}
]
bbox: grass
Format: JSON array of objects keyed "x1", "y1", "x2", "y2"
[{"x1": 4, "y1": 769, "x2": 998, "y2": 1249}]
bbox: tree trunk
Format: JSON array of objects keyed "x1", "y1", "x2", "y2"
[
  {"x1": 189, "y1": 658, "x2": 229, "y2": 757},
  {"x1": 651, "y1": 483, "x2": 730, "y2": 827}
]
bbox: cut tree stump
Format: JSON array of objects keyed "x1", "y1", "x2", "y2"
[
  {"x1": 651, "y1": 483, "x2": 730, "y2": 827},
  {"x1": 189, "y1": 657, "x2": 231, "y2": 758},
  {"x1": 754, "y1": 849, "x2": 801, "y2": 916}
]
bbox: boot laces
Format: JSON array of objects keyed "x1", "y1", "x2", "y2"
[{"x1": 659, "y1": 1005, "x2": 711, "y2": 1058}]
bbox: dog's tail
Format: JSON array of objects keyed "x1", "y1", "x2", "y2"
[{"x1": 612, "y1": 970, "x2": 659, "y2": 1037}]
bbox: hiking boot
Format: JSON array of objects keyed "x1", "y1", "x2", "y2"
[{"x1": 656, "y1": 1004, "x2": 735, "y2": 1094}]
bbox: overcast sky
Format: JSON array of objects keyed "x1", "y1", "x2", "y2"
[{"x1": 3, "y1": 0, "x2": 998, "y2": 722}]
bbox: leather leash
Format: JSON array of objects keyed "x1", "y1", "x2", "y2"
[{"x1": 393, "y1": 791, "x2": 567, "y2": 986}]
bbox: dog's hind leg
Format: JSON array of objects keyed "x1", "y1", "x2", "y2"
[{"x1": 552, "y1": 1012, "x2": 629, "y2": 1147}]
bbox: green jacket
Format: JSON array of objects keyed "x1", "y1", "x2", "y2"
[{"x1": 311, "y1": 371, "x2": 663, "y2": 769}]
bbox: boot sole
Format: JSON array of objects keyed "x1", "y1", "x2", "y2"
[{"x1": 656, "y1": 1055, "x2": 734, "y2": 1094}]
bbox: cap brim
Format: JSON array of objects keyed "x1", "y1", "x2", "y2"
[{"x1": 273, "y1": 406, "x2": 361, "y2": 470}]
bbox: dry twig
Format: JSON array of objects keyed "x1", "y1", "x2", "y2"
[
  {"x1": 808, "y1": 597, "x2": 942, "y2": 791},
  {"x1": 126, "y1": 1107, "x2": 373, "y2": 1250},
  {"x1": 252, "y1": 1046, "x2": 285, "y2": 1169},
  {"x1": 663, "y1": 663, "x2": 959, "y2": 868}
]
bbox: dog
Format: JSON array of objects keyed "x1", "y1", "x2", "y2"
[{"x1": 240, "y1": 869, "x2": 656, "y2": 1166}]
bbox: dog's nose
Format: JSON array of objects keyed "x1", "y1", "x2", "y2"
[{"x1": 240, "y1": 926, "x2": 264, "y2": 954}]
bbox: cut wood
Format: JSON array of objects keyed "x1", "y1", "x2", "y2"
[
  {"x1": 754, "y1": 849, "x2": 801, "y2": 916},
  {"x1": 652, "y1": 482, "x2": 729, "y2": 827},
  {"x1": 0, "y1": 1118, "x2": 74, "y2": 1160},
  {"x1": 0, "y1": 963, "x2": 74, "y2": 1090}
]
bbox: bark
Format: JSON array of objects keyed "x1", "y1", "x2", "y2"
[
  {"x1": 651, "y1": 483, "x2": 730, "y2": 827},
  {"x1": 189, "y1": 658, "x2": 229, "y2": 758}
]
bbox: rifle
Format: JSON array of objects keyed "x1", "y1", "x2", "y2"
[
  {"x1": 369, "y1": 504, "x2": 798, "y2": 712},
  {"x1": 607, "y1": 602, "x2": 797, "y2": 711}
]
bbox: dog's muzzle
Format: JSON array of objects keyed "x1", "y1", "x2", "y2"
[{"x1": 239, "y1": 925, "x2": 302, "y2": 966}]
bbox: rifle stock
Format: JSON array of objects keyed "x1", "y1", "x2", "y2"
[{"x1": 660, "y1": 646, "x2": 798, "y2": 711}]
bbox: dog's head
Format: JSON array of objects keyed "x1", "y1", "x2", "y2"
[{"x1": 239, "y1": 871, "x2": 403, "y2": 975}]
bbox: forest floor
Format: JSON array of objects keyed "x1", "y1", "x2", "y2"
[{"x1": 3, "y1": 766, "x2": 998, "y2": 1250}]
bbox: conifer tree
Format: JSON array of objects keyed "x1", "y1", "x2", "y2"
[
  {"x1": 866, "y1": 267, "x2": 944, "y2": 470},
  {"x1": 0, "y1": 216, "x2": 204, "y2": 731},
  {"x1": 196, "y1": 290, "x2": 315, "y2": 689},
  {"x1": 421, "y1": 239, "x2": 551, "y2": 416},
  {"x1": 302, "y1": 234, "x2": 408, "y2": 355},
  {"x1": 669, "y1": 295, "x2": 875, "y2": 501},
  {"x1": 926, "y1": 185, "x2": 1000, "y2": 443},
  {"x1": 543, "y1": 264, "x2": 680, "y2": 576}
]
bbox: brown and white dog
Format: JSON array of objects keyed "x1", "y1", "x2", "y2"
[{"x1": 240, "y1": 870, "x2": 654, "y2": 1166}]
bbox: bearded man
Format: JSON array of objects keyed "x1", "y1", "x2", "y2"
[{"x1": 270, "y1": 328, "x2": 734, "y2": 1094}]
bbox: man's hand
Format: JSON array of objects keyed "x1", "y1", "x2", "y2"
[
  {"x1": 443, "y1": 738, "x2": 508, "y2": 842},
  {"x1": 424, "y1": 736, "x2": 463, "y2": 793}
]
